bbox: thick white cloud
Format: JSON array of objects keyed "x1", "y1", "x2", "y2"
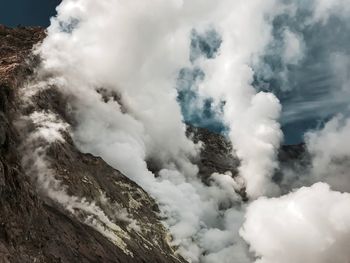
[{"x1": 241, "y1": 183, "x2": 350, "y2": 263}]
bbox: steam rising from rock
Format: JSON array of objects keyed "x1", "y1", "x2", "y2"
[
  {"x1": 25, "y1": 0, "x2": 350, "y2": 262},
  {"x1": 20, "y1": 108, "x2": 135, "y2": 256},
  {"x1": 38, "y1": 0, "x2": 286, "y2": 199}
]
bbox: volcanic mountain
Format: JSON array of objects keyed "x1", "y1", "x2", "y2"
[{"x1": 0, "y1": 25, "x2": 306, "y2": 262}]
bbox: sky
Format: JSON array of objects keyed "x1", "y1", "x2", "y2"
[{"x1": 0, "y1": 0, "x2": 60, "y2": 27}]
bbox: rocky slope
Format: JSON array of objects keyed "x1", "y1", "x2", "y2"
[
  {"x1": 0, "y1": 25, "x2": 186, "y2": 263},
  {"x1": 0, "y1": 25, "x2": 308, "y2": 262}
]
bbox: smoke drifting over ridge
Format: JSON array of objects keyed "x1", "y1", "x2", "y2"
[{"x1": 24, "y1": 0, "x2": 350, "y2": 262}]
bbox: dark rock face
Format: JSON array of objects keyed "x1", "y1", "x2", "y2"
[
  {"x1": 187, "y1": 126, "x2": 239, "y2": 181},
  {"x1": 0, "y1": 25, "x2": 185, "y2": 263},
  {"x1": 188, "y1": 126, "x2": 249, "y2": 200}
]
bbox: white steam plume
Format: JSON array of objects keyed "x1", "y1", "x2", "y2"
[{"x1": 196, "y1": 0, "x2": 285, "y2": 198}]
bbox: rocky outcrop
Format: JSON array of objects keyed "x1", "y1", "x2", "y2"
[
  {"x1": 188, "y1": 126, "x2": 239, "y2": 181},
  {"x1": 188, "y1": 127, "x2": 308, "y2": 199}
]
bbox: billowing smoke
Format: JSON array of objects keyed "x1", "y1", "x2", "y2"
[
  {"x1": 21, "y1": 0, "x2": 350, "y2": 262},
  {"x1": 241, "y1": 183, "x2": 350, "y2": 263},
  {"x1": 305, "y1": 115, "x2": 350, "y2": 192},
  {"x1": 38, "y1": 0, "x2": 287, "y2": 199}
]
